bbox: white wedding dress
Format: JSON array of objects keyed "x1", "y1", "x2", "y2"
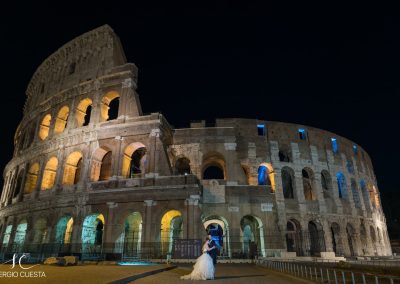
[{"x1": 180, "y1": 243, "x2": 215, "y2": 280}]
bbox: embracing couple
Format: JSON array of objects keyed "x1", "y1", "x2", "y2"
[{"x1": 181, "y1": 234, "x2": 218, "y2": 280}]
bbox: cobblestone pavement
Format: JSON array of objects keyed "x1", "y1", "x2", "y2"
[{"x1": 132, "y1": 263, "x2": 313, "y2": 284}]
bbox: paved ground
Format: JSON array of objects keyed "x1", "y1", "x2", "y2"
[
  {"x1": 0, "y1": 263, "x2": 312, "y2": 283},
  {"x1": 133, "y1": 264, "x2": 312, "y2": 284}
]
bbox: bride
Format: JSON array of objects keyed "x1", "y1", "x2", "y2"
[{"x1": 181, "y1": 237, "x2": 216, "y2": 280}]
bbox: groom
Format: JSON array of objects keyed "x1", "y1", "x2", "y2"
[{"x1": 207, "y1": 234, "x2": 218, "y2": 267}]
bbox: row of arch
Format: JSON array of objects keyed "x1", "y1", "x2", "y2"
[
  {"x1": 279, "y1": 167, "x2": 380, "y2": 209},
  {"x1": 1, "y1": 211, "x2": 267, "y2": 258},
  {"x1": 38, "y1": 92, "x2": 120, "y2": 141},
  {"x1": 18, "y1": 92, "x2": 120, "y2": 153},
  {"x1": 286, "y1": 219, "x2": 388, "y2": 256}
]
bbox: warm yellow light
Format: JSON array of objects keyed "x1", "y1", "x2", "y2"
[
  {"x1": 41, "y1": 157, "x2": 58, "y2": 190},
  {"x1": 54, "y1": 106, "x2": 69, "y2": 134},
  {"x1": 39, "y1": 114, "x2": 51, "y2": 140},
  {"x1": 24, "y1": 163, "x2": 40, "y2": 193}
]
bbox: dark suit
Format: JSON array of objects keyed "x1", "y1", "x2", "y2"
[{"x1": 207, "y1": 240, "x2": 217, "y2": 266}]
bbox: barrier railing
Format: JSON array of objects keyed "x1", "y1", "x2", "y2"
[{"x1": 258, "y1": 259, "x2": 400, "y2": 283}]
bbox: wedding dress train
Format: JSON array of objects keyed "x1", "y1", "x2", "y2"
[{"x1": 180, "y1": 246, "x2": 215, "y2": 280}]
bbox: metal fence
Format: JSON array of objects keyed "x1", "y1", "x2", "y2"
[{"x1": 258, "y1": 260, "x2": 400, "y2": 284}]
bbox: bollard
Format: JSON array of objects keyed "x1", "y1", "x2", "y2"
[
  {"x1": 305, "y1": 266, "x2": 308, "y2": 278},
  {"x1": 351, "y1": 272, "x2": 355, "y2": 284},
  {"x1": 321, "y1": 268, "x2": 324, "y2": 283},
  {"x1": 327, "y1": 269, "x2": 331, "y2": 284},
  {"x1": 334, "y1": 270, "x2": 338, "y2": 284},
  {"x1": 314, "y1": 267, "x2": 317, "y2": 281},
  {"x1": 301, "y1": 265, "x2": 304, "y2": 278},
  {"x1": 362, "y1": 273, "x2": 366, "y2": 284},
  {"x1": 375, "y1": 275, "x2": 379, "y2": 284},
  {"x1": 390, "y1": 278, "x2": 394, "y2": 284},
  {"x1": 309, "y1": 267, "x2": 312, "y2": 280},
  {"x1": 342, "y1": 271, "x2": 346, "y2": 284}
]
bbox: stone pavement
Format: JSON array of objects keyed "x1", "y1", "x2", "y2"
[{"x1": 132, "y1": 263, "x2": 313, "y2": 284}]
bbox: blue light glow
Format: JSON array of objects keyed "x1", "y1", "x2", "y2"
[
  {"x1": 298, "y1": 129, "x2": 306, "y2": 140},
  {"x1": 257, "y1": 124, "x2": 266, "y2": 136},
  {"x1": 258, "y1": 166, "x2": 267, "y2": 185},
  {"x1": 353, "y1": 145, "x2": 358, "y2": 154},
  {"x1": 331, "y1": 138, "x2": 338, "y2": 153},
  {"x1": 117, "y1": 262, "x2": 160, "y2": 266}
]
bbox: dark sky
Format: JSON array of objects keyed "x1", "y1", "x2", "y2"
[{"x1": 1, "y1": 3, "x2": 399, "y2": 234}]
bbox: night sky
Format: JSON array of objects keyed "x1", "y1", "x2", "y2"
[{"x1": 1, "y1": 3, "x2": 399, "y2": 236}]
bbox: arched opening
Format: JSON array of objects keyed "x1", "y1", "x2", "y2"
[
  {"x1": 346, "y1": 223, "x2": 357, "y2": 257},
  {"x1": 76, "y1": 98, "x2": 92, "y2": 127},
  {"x1": 336, "y1": 172, "x2": 347, "y2": 199},
  {"x1": 331, "y1": 222, "x2": 343, "y2": 256},
  {"x1": 174, "y1": 157, "x2": 191, "y2": 175},
  {"x1": 351, "y1": 179, "x2": 361, "y2": 208},
  {"x1": 160, "y1": 210, "x2": 182, "y2": 257},
  {"x1": 41, "y1": 157, "x2": 58, "y2": 190},
  {"x1": 55, "y1": 216, "x2": 73, "y2": 251},
  {"x1": 120, "y1": 212, "x2": 142, "y2": 257},
  {"x1": 302, "y1": 168, "x2": 316, "y2": 200},
  {"x1": 2, "y1": 225, "x2": 13, "y2": 248},
  {"x1": 258, "y1": 163, "x2": 275, "y2": 192},
  {"x1": 24, "y1": 163, "x2": 39, "y2": 194},
  {"x1": 240, "y1": 215, "x2": 266, "y2": 258},
  {"x1": 286, "y1": 219, "x2": 303, "y2": 256},
  {"x1": 14, "y1": 220, "x2": 28, "y2": 252},
  {"x1": 100, "y1": 91, "x2": 120, "y2": 121},
  {"x1": 281, "y1": 167, "x2": 294, "y2": 199},
  {"x1": 203, "y1": 165, "x2": 224, "y2": 179},
  {"x1": 369, "y1": 185, "x2": 380, "y2": 209},
  {"x1": 13, "y1": 172, "x2": 23, "y2": 198},
  {"x1": 321, "y1": 170, "x2": 332, "y2": 191},
  {"x1": 360, "y1": 224, "x2": 367, "y2": 255},
  {"x1": 82, "y1": 214, "x2": 104, "y2": 254},
  {"x1": 39, "y1": 114, "x2": 51, "y2": 140},
  {"x1": 122, "y1": 143, "x2": 147, "y2": 178},
  {"x1": 90, "y1": 147, "x2": 112, "y2": 181},
  {"x1": 54, "y1": 106, "x2": 69, "y2": 134},
  {"x1": 308, "y1": 221, "x2": 325, "y2": 256},
  {"x1": 203, "y1": 215, "x2": 231, "y2": 258},
  {"x1": 32, "y1": 218, "x2": 47, "y2": 250},
  {"x1": 62, "y1": 151, "x2": 83, "y2": 185},
  {"x1": 202, "y1": 152, "x2": 226, "y2": 180},
  {"x1": 360, "y1": 180, "x2": 370, "y2": 210},
  {"x1": 278, "y1": 146, "x2": 291, "y2": 162}
]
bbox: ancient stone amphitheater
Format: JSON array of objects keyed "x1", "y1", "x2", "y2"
[{"x1": 0, "y1": 25, "x2": 391, "y2": 261}]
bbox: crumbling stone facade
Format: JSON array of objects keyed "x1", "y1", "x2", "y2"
[{"x1": 0, "y1": 25, "x2": 391, "y2": 260}]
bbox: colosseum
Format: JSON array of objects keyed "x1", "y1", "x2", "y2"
[{"x1": 0, "y1": 25, "x2": 392, "y2": 262}]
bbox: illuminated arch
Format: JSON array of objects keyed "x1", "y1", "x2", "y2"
[
  {"x1": 41, "y1": 157, "x2": 58, "y2": 190},
  {"x1": 24, "y1": 163, "x2": 40, "y2": 193},
  {"x1": 302, "y1": 167, "x2": 316, "y2": 200},
  {"x1": 32, "y1": 218, "x2": 47, "y2": 245},
  {"x1": 240, "y1": 215, "x2": 266, "y2": 257},
  {"x1": 160, "y1": 210, "x2": 182, "y2": 256},
  {"x1": 115, "y1": 212, "x2": 143, "y2": 255},
  {"x1": 14, "y1": 219, "x2": 28, "y2": 252},
  {"x1": 54, "y1": 106, "x2": 69, "y2": 134},
  {"x1": 55, "y1": 216, "x2": 74, "y2": 245},
  {"x1": 258, "y1": 163, "x2": 275, "y2": 192},
  {"x1": 62, "y1": 151, "x2": 83, "y2": 185},
  {"x1": 82, "y1": 214, "x2": 105, "y2": 253},
  {"x1": 90, "y1": 147, "x2": 112, "y2": 181},
  {"x1": 121, "y1": 142, "x2": 147, "y2": 178},
  {"x1": 203, "y1": 215, "x2": 231, "y2": 257},
  {"x1": 76, "y1": 98, "x2": 92, "y2": 127},
  {"x1": 100, "y1": 91, "x2": 120, "y2": 121},
  {"x1": 39, "y1": 114, "x2": 51, "y2": 140}
]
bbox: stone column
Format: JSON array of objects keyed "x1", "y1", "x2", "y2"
[
  {"x1": 70, "y1": 217, "x2": 83, "y2": 255},
  {"x1": 143, "y1": 200, "x2": 156, "y2": 243},
  {"x1": 112, "y1": 137, "x2": 123, "y2": 177},
  {"x1": 17, "y1": 165, "x2": 29, "y2": 202},
  {"x1": 104, "y1": 202, "x2": 118, "y2": 254},
  {"x1": 185, "y1": 195, "x2": 201, "y2": 239}
]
